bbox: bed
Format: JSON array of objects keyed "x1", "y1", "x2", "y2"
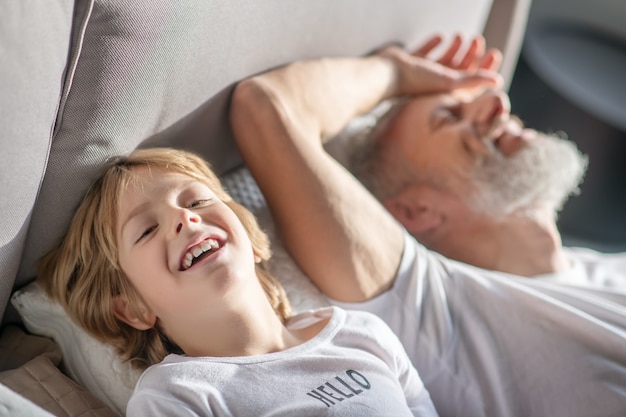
[{"x1": 0, "y1": 1, "x2": 531, "y2": 415}]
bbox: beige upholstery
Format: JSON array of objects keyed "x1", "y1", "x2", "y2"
[{"x1": 0, "y1": 326, "x2": 116, "y2": 416}]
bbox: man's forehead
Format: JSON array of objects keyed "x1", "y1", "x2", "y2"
[
  {"x1": 408, "y1": 92, "x2": 457, "y2": 109},
  {"x1": 409, "y1": 87, "x2": 493, "y2": 110},
  {"x1": 401, "y1": 94, "x2": 455, "y2": 124},
  {"x1": 429, "y1": 88, "x2": 480, "y2": 101}
]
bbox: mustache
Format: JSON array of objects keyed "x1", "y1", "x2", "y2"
[
  {"x1": 470, "y1": 131, "x2": 588, "y2": 218},
  {"x1": 480, "y1": 115, "x2": 525, "y2": 154}
]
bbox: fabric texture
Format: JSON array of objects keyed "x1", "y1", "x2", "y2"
[
  {"x1": 127, "y1": 307, "x2": 437, "y2": 417},
  {"x1": 19, "y1": 0, "x2": 487, "y2": 288},
  {"x1": 0, "y1": 326, "x2": 116, "y2": 417},
  {"x1": 0, "y1": 354, "x2": 116, "y2": 417},
  {"x1": 10, "y1": 283, "x2": 140, "y2": 416},
  {"x1": 334, "y1": 233, "x2": 626, "y2": 417},
  {"x1": 0, "y1": 0, "x2": 74, "y2": 323},
  {"x1": 0, "y1": 383, "x2": 56, "y2": 417},
  {"x1": 0, "y1": 326, "x2": 59, "y2": 372}
]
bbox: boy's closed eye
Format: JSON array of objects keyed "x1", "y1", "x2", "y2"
[
  {"x1": 136, "y1": 225, "x2": 157, "y2": 243},
  {"x1": 187, "y1": 199, "x2": 210, "y2": 209}
]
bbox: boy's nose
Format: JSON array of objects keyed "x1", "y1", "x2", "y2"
[{"x1": 174, "y1": 209, "x2": 200, "y2": 234}]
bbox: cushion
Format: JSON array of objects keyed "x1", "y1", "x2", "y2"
[
  {"x1": 10, "y1": 284, "x2": 139, "y2": 416},
  {"x1": 0, "y1": 353, "x2": 116, "y2": 417},
  {"x1": 0, "y1": 383, "x2": 56, "y2": 417},
  {"x1": 0, "y1": 0, "x2": 74, "y2": 323},
  {"x1": 0, "y1": 326, "x2": 59, "y2": 372},
  {"x1": 0, "y1": 326, "x2": 116, "y2": 417}
]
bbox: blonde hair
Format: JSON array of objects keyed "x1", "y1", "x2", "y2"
[{"x1": 39, "y1": 148, "x2": 291, "y2": 370}]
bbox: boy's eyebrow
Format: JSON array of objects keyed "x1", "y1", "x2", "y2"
[{"x1": 120, "y1": 201, "x2": 151, "y2": 236}]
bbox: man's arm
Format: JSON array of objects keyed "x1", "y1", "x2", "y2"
[{"x1": 230, "y1": 49, "x2": 500, "y2": 302}]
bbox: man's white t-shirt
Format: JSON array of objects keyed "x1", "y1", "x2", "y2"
[
  {"x1": 335, "y1": 233, "x2": 626, "y2": 417},
  {"x1": 126, "y1": 306, "x2": 438, "y2": 417}
]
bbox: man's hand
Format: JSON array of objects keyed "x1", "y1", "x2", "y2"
[
  {"x1": 379, "y1": 35, "x2": 503, "y2": 97},
  {"x1": 230, "y1": 40, "x2": 502, "y2": 302},
  {"x1": 414, "y1": 34, "x2": 502, "y2": 72}
]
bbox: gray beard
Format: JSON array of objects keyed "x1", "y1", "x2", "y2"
[{"x1": 469, "y1": 132, "x2": 588, "y2": 218}]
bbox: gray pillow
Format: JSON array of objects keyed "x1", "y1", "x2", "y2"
[{"x1": 0, "y1": 0, "x2": 74, "y2": 322}]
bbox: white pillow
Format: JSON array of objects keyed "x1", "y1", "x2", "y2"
[{"x1": 12, "y1": 167, "x2": 328, "y2": 415}]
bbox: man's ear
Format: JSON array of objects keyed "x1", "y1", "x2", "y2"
[
  {"x1": 112, "y1": 294, "x2": 157, "y2": 330},
  {"x1": 383, "y1": 185, "x2": 444, "y2": 234}
]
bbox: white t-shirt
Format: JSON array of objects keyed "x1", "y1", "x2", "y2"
[
  {"x1": 126, "y1": 306, "x2": 438, "y2": 417},
  {"x1": 334, "y1": 233, "x2": 626, "y2": 417}
]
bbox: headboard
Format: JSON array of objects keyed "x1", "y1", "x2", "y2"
[{"x1": 0, "y1": 0, "x2": 530, "y2": 324}]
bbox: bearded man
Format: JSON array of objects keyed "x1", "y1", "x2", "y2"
[
  {"x1": 231, "y1": 36, "x2": 626, "y2": 417},
  {"x1": 345, "y1": 87, "x2": 589, "y2": 277}
]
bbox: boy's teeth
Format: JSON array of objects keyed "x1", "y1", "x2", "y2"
[{"x1": 182, "y1": 239, "x2": 223, "y2": 270}]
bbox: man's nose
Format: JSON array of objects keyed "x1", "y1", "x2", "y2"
[{"x1": 465, "y1": 89, "x2": 511, "y2": 136}]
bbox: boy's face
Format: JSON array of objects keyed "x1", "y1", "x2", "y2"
[{"x1": 115, "y1": 167, "x2": 259, "y2": 347}]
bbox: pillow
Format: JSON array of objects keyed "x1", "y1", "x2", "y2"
[
  {"x1": 12, "y1": 167, "x2": 328, "y2": 415},
  {"x1": 0, "y1": 325, "x2": 116, "y2": 416},
  {"x1": 0, "y1": 325, "x2": 59, "y2": 372},
  {"x1": 11, "y1": 283, "x2": 139, "y2": 416}
]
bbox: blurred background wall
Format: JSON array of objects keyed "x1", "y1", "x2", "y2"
[{"x1": 508, "y1": 0, "x2": 626, "y2": 251}]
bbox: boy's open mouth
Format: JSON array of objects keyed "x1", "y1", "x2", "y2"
[{"x1": 180, "y1": 238, "x2": 221, "y2": 271}]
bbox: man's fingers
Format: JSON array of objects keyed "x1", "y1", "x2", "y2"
[
  {"x1": 412, "y1": 34, "x2": 443, "y2": 58},
  {"x1": 451, "y1": 69, "x2": 503, "y2": 91},
  {"x1": 479, "y1": 49, "x2": 503, "y2": 71},
  {"x1": 457, "y1": 37, "x2": 486, "y2": 70},
  {"x1": 437, "y1": 34, "x2": 463, "y2": 67}
]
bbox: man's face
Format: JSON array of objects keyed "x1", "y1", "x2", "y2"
[{"x1": 383, "y1": 89, "x2": 586, "y2": 217}]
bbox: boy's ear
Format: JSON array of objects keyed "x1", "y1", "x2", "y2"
[
  {"x1": 383, "y1": 185, "x2": 444, "y2": 235},
  {"x1": 112, "y1": 294, "x2": 157, "y2": 330}
]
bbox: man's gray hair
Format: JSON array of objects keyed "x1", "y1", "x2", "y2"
[{"x1": 347, "y1": 100, "x2": 417, "y2": 201}]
